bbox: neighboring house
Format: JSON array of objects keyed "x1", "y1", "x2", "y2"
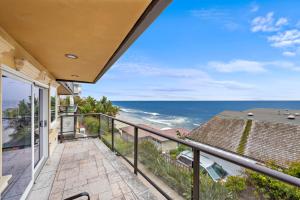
[
  {"x1": 120, "y1": 124, "x2": 190, "y2": 152},
  {"x1": 189, "y1": 108, "x2": 300, "y2": 168}
]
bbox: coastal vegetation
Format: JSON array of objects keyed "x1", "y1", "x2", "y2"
[
  {"x1": 245, "y1": 163, "x2": 300, "y2": 200},
  {"x1": 74, "y1": 96, "x2": 119, "y2": 116},
  {"x1": 98, "y1": 121, "x2": 300, "y2": 199},
  {"x1": 139, "y1": 140, "x2": 236, "y2": 200}
]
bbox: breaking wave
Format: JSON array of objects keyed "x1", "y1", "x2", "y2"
[
  {"x1": 143, "y1": 116, "x2": 188, "y2": 127},
  {"x1": 121, "y1": 108, "x2": 160, "y2": 116},
  {"x1": 119, "y1": 106, "x2": 194, "y2": 129}
]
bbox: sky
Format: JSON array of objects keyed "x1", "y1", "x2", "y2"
[{"x1": 82, "y1": 0, "x2": 300, "y2": 100}]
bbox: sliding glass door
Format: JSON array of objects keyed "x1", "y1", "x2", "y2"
[
  {"x1": 33, "y1": 86, "x2": 48, "y2": 168},
  {"x1": 1, "y1": 71, "x2": 49, "y2": 200},
  {"x1": 2, "y1": 74, "x2": 33, "y2": 200}
]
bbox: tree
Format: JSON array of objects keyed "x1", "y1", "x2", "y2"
[{"x1": 77, "y1": 96, "x2": 119, "y2": 116}]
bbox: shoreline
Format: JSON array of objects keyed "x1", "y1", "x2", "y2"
[{"x1": 115, "y1": 111, "x2": 168, "y2": 130}]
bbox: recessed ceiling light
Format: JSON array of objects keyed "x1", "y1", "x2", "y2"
[{"x1": 65, "y1": 53, "x2": 78, "y2": 59}]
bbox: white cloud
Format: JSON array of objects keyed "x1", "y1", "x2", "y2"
[
  {"x1": 208, "y1": 59, "x2": 266, "y2": 73},
  {"x1": 268, "y1": 61, "x2": 300, "y2": 71},
  {"x1": 190, "y1": 9, "x2": 228, "y2": 20},
  {"x1": 115, "y1": 62, "x2": 210, "y2": 79},
  {"x1": 282, "y1": 51, "x2": 296, "y2": 57},
  {"x1": 94, "y1": 59, "x2": 300, "y2": 100},
  {"x1": 275, "y1": 18, "x2": 288, "y2": 27},
  {"x1": 251, "y1": 12, "x2": 288, "y2": 32},
  {"x1": 209, "y1": 59, "x2": 300, "y2": 73},
  {"x1": 190, "y1": 9, "x2": 239, "y2": 31},
  {"x1": 113, "y1": 61, "x2": 254, "y2": 91},
  {"x1": 268, "y1": 29, "x2": 300, "y2": 48},
  {"x1": 250, "y1": 12, "x2": 300, "y2": 55}
]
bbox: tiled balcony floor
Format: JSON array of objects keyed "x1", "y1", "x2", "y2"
[{"x1": 27, "y1": 139, "x2": 158, "y2": 200}]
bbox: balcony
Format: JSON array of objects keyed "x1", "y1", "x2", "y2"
[
  {"x1": 27, "y1": 138, "x2": 158, "y2": 200},
  {"x1": 27, "y1": 113, "x2": 300, "y2": 200}
]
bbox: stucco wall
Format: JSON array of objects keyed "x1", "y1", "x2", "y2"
[
  {"x1": 161, "y1": 140, "x2": 177, "y2": 153},
  {"x1": 0, "y1": 29, "x2": 59, "y2": 191}
]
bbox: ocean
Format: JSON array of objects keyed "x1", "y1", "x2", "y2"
[{"x1": 113, "y1": 101, "x2": 300, "y2": 130}]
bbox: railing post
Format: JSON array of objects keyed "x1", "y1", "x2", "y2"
[
  {"x1": 111, "y1": 118, "x2": 114, "y2": 151},
  {"x1": 60, "y1": 116, "x2": 64, "y2": 143},
  {"x1": 193, "y1": 148, "x2": 200, "y2": 200},
  {"x1": 134, "y1": 126, "x2": 138, "y2": 175},
  {"x1": 74, "y1": 115, "x2": 77, "y2": 138},
  {"x1": 98, "y1": 114, "x2": 101, "y2": 138}
]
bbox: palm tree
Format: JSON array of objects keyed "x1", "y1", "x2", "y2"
[{"x1": 77, "y1": 96, "x2": 119, "y2": 116}]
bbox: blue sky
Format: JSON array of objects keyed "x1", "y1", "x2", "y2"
[{"x1": 82, "y1": 0, "x2": 300, "y2": 100}]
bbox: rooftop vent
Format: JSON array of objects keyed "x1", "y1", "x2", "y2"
[
  {"x1": 287, "y1": 115, "x2": 296, "y2": 120},
  {"x1": 247, "y1": 112, "x2": 254, "y2": 116}
]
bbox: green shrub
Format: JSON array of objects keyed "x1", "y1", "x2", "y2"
[
  {"x1": 200, "y1": 175, "x2": 234, "y2": 200},
  {"x1": 139, "y1": 140, "x2": 193, "y2": 199},
  {"x1": 284, "y1": 162, "x2": 300, "y2": 178},
  {"x1": 246, "y1": 168, "x2": 300, "y2": 200},
  {"x1": 169, "y1": 149, "x2": 178, "y2": 159},
  {"x1": 101, "y1": 133, "x2": 112, "y2": 148},
  {"x1": 114, "y1": 135, "x2": 133, "y2": 157},
  {"x1": 138, "y1": 140, "x2": 235, "y2": 199},
  {"x1": 225, "y1": 176, "x2": 246, "y2": 197},
  {"x1": 82, "y1": 116, "x2": 99, "y2": 135},
  {"x1": 169, "y1": 144, "x2": 191, "y2": 159}
]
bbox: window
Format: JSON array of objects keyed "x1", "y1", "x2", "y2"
[
  {"x1": 178, "y1": 156, "x2": 193, "y2": 167},
  {"x1": 206, "y1": 163, "x2": 228, "y2": 181},
  {"x1": 50, "y1": 87, "x2": 56, "y2": 123}
]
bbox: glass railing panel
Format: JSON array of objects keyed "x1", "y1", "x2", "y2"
[
  {"x1": 75, "y1": 114, "x2": 99, "y2": 137},
  {"x1": 137, "y1": 131, "x2": 193, "y2": 199},
  {"x1": 198, "y1": 151, "x2": 300, "y2": 200},
  {"x1": 100, "y1": 115, "x2": 112, "y2": 148},
  {"x1": 61, "y1": 115, "x2": 75, "y2": 140},
  {"x1": 113, "y1": 120, "x2": 134, "y2": 164}
]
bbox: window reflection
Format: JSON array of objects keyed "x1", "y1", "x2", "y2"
[
  {"x1": 2, "y1": 75, "x2": 32, "y2": 200},
  {"x1": 34, "y1": 87, "x2": 41, "y2": 166},
  {"x1": 50, "y1": 87, "x2": 56, "y2": 123}
]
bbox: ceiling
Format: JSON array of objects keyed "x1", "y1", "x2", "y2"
[{"x1": 0, "y1": 0, "x2": 170, "y2": 83}]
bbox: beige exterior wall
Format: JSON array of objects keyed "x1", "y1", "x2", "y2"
[
  {"x1": 121, "y1": 131, "x2": 178, "y2": 153},
  {"x1": 161, "y1": 140, "x2": 178, "y2": 153},
  {"x1": 0, "y1": 28, "x2": 59, "y2": 191}
]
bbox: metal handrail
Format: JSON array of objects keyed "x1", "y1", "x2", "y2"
[{"x1": 59, "y1": 112, "x2": 300, "y2": 199}]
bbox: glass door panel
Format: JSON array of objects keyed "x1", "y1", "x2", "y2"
[
  {"x1": 2, "y1": 75, "x2": 33, "y2": 200},
  {"x1": 34, "y1": 87, "x2": 41, "y2": 167}
]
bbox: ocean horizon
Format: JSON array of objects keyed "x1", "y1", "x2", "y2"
[{"x1": 113, "y1": 101, "x2": 300, "y2": 130}]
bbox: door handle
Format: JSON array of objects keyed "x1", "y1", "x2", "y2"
[{"x1": 39, "y1": 120, "x2": 47, "y2": 127}]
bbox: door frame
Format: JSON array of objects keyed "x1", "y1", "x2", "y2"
[{"x1": 33, "y1": 85, "x2": 49, "y2": 178}]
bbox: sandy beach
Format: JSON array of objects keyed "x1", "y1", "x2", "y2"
[{"x1": 115, "y1": 110, "x2": 167, "y2": 130}]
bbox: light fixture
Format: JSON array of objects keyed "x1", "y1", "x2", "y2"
[{"x1": 65, "y1": 53, "x2": 78, "y2": 59}]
